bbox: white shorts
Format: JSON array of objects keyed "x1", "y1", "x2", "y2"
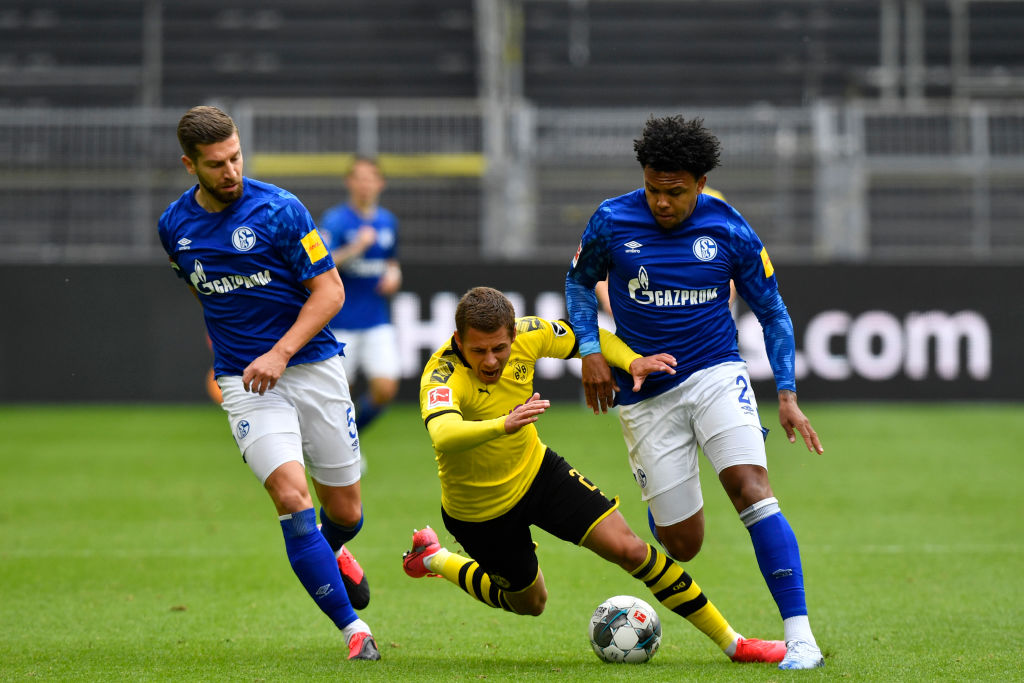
[
  {"x1": 331, "y1": 324, "x2": 400, "y2": 381},
  {"x1": 217, "y1": 355, "x2": 362, "y2": 487},
  {"x1": 617, "y1": 361, "x2": 768, "y2": 524}
]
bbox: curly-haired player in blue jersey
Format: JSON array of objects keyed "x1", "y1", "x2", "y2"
[
  {"x1": 565, "y1": 115, "x2": 825, "y2": 670},
  {"x1": 158, "y1": 106, "x2": 379, "y2": 661}
]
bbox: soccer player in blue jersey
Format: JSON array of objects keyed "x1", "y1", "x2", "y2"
[
  {"x1": 319, "y1": 157, "x2": 401, "y2": 433},
  {"x1": 565, "y1": 115, "x2": 826, "y2": 670},
  {"x1": 157, "y1": 106, "x2": 379, "y2": 661}
]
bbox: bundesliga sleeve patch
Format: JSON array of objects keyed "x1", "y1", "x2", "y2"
[
  {"x1": 427, "y1": 386, "x2": 453, "y2": 409},
  {"x1": 760, "y1": 247, "x2": 775, "y2": 278},
  {"x1": 300, "y1": 229, "x2": 329, "y2": 264}
]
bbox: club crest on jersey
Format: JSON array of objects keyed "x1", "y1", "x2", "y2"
[
  {"x1": 236, "y1": 419, "x2": 250, "y2": 439},
  {"x1": 693, "y1": 236, "x2": 718, "y2": 261},
  {"x1": 232, "y1": 226, "x2": 257, "y2": 252},
  {"x1": 512, "y1": 362, "x2": 529, "y2": 382},
  {"x1": 634, "y1": 467, "x2": 647, "y2": 489},
  {"x1": 427, "y1": 386, "x2": 452, "y2": 409}
]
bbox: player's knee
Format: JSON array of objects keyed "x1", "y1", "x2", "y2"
[
  {"x1": 721, "y1": 465, "x2": 773, "y2": 510},
  {"x1": 522, "y1": 591, "x2": 547, "y2": 616},
  {"x1": 323, "y1": 498, "x2": 362, "y2": 528},
  {"x1": 268, "y1": 486, "x2": 313, "y2": 515},
  {"x1": 662, "y1": 533, "x2": 703, "y2": 563},
  {"x1": 510, "y1": 584, "x2": 547, "y2": 616}
]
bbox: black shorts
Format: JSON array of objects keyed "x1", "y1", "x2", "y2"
[{"x1": 441, "y1": 447, "x2": 619, "y2": 593}]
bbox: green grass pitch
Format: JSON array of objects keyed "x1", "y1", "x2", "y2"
[{"x1": 1, "y1": 401, "x2": 1021, "y2": 681}]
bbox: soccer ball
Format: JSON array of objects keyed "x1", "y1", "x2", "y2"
[{"x1": 588, "y1": 595, "x2": 662, "y2": 663}]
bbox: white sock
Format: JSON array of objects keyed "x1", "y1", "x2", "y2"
[
  {"x1": 783, "y1": 615, "x2": 817, "y2": 647},
  {"x1": 342, "y1": 618, "x2": 371, "y2": 642},
  {"x1": 423, "y1": 547, "x2": 447, "y2": 572}
]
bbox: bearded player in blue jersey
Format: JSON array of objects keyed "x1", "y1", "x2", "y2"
[
  {"x1": 565, "y1": 115, "x2": 825, "y2": 670},
  {"x1": 158, "y1": 106, "x2": 379, "y2": 661}
]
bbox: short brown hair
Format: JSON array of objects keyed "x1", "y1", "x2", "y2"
[
  {"x1": 177, "y1": 106, "x2": 238, "y2": 160},
  {"x1": 347, "y1": 155, "x2": 381, "y2": 177},
  {"x1": 455, "y1": 287, "x2": 516, "y2": 338}
]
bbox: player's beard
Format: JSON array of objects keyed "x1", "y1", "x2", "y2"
[{"x1": 200, "y1": 176, "x2": 244, "y2": 205}]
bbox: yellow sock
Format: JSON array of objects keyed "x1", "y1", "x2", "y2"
[
  {"x1": 428, "y1": 548, "x2": 516, "y2": 612},
  {"x1": 630, "y1": 543, "x2": 739, "y2": 651}
]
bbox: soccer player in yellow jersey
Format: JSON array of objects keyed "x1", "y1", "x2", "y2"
[{"x1": 402, "y1": 286, "x2": 786, "y2": 663}]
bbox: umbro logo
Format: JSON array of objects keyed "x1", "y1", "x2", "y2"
[
  {"x1": 624, "y1": 240, "x2": 642, "y2": 253},
  {"x1": 315, "y1": 583, "x2": 334, "y2": 598},
  {"x1": 177, "y1": 237, "x2": 192, "y2": 250}
]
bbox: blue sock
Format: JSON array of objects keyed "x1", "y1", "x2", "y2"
[
  {"x1": 280, "y1": 507, "x2": 357, "y2": 630},
  {"x1": 319, "y1": 506, "x2": 363, "y2": 553},
  {"x1": 747, "y1": 512, "x2": 808, "y2": 620},
  {"x1": 647, "y1": 506, "x2": 662, "y2": 545},
  {"x1": 355, "y1": 393, "x2": 383, "y2": 430}
]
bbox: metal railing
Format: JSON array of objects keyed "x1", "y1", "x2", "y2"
[{"x1": 1, "y1": 99, "x2": 1022, "y2": 264}]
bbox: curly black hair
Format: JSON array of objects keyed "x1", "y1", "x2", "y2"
[{"x1": 633, "y1": 115, "x2": 721, "y2": 178}]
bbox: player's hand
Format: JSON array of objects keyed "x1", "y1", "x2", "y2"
[
  {"x1": 355, "y1": 224, "x2": 377, "y2": 252},
  {"x1": 242, "y1": 348, "x2": 289, "y2": 395},
  {"x1": 581, "y1": 353, "x2": 615, "y2": 415},
  {"x1": 778, "y1": 390, "x2": 824, "y2": 454},
  {"x1": 376, "y1": 262, "x2": 401, "y2": 296},
  {"x1": 504, "y1": 392, "x2": 550, "y2": 433},
  {"x1": 627, "y1": 353, "x2": 676, "y2": 392}
]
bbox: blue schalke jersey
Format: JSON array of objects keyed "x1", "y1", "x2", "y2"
[
  {"x1": 158, "y1": 178, "x2": 343, "y2": 377},
  {"x1": 567, "y1": 190, "x2": 794, "y2": 404},
  {"x1": 319, "y1": 203, "x2": 398, "y2": 330}
]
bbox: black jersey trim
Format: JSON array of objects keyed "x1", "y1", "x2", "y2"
[
  {"x1": 424, "y1": 409, "x2": 462, "y2": 428},
  {"x1": 557, "y1": 318, "x2": 580, "y2": 359}
]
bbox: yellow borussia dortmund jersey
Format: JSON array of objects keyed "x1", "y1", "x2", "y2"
[{"x1": 419, "y1": 316, "x2": 640, "y2": 522}]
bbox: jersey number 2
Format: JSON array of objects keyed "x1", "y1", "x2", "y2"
[{"x1": 735, "y1": 375, "x2": 752, "y2": 406}]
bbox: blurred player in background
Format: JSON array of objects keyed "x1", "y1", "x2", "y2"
[
  {"x1": 565, "y1": 115, "x2": 825, "y2": 670},
  {"x1": 402, "y1": 286, "x2": 787, "y2": 664},
  {"x1": 319, "y1": 157, "x2": 401, "y2": 433},
  {"x1": 157, "y1": 106, "x2": 379, "y2": 661}
]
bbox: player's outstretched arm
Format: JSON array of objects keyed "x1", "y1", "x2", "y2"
[
  {"x1": 778, "y1": 390, "x2": 824, "y2": 454},
  {"x1": 627, "y1": 354, "x2": 677, "y2": 392},
  {"x1": 505, "y1": 392, "x2": 550, "y2": 433}
]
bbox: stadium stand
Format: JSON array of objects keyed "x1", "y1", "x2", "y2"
[
  {"x1": 3, "y1": 1, "x2": 1023, "y2": 108},
  {"x1": 0, "y1": 1, "x2": 1022, "y2": 264},
  {"x1": 522, "y1": 1, "x2": 881, "y2": 106},
  {"x1": 161, "y1": 0, "x2": 477, "y2": 104},
  {"x1": 0, "y1": 1, "x2": 144, "y2": 107},
  {"x1": 0, "y1": 0, "x2": 477, "y2": 107}
]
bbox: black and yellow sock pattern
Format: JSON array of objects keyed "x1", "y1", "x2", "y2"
[
  {"x1": 431, "y1": 549, "x2": 518, "y2": 613},
  {"x1": 630, "y1": 543, "x2": 739, "y2": 651}
]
